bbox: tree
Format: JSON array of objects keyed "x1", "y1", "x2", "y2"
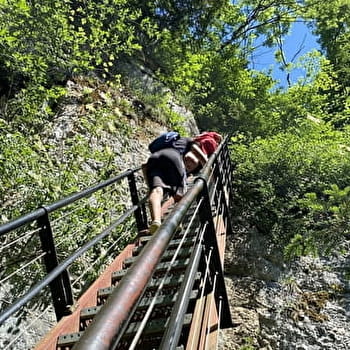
[{"x1": 302, "y1": 0, "x2": 350, "y2": 126}]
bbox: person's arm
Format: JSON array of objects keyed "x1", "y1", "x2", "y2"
[
  {"x1": 209, "y1": 131, "x2": 222, "y2": 144},
  {"x1": 215, "y1": 133, "x2": 223, "y2": 144},
  {"x1": 190, "y1": 143, "x2": 208, "y2": 166}
]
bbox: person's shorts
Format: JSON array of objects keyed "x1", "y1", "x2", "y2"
[{"x1": 146, "y1": 148, "x2": 186, "y2": 197}]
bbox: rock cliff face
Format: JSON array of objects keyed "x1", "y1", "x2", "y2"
[
  {"x1": 220, "y1": 222, "x2": 350, "y2": 349},
  {"x1": 41, "y1": 74, "x2": 199, "y2": 177}
]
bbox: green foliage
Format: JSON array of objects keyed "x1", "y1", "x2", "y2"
[
  {"x1": 303, "y1": 0, "x2": 350, "y2": 125},
  {"x1": 288, "y1": 184, "x2": 350, "y2": 256},
  {"x1": 0, "y1": 0, "x2": 154, "y2": 129},
  {"x1": 0, "y1": 0, "x2": 142, "y2": 82},
  {"x1": 159, "y1": 46, "x2": 276, "y2": 136},
  {"x1": 230, "y1": 122, "x2": 350, "y2": 257},
  {"x1": 194, "y1": 60, "x2": 275, "y2": 135},
  {"x1": 6, "y1": 84, "x2": 67, "y2": 132},
  {"x1": 0, "y1": 77, "x2": 143, "y2": 311},
  {"x1": 121, "y1": 75, "x2": 187, "y2": 133},
  {"x1": 239, "y1": 336, "x2": 256, "y2": 350},
  {"x1": 0, "y1": 78, "x2": 133, "y2": 220},
  {"x1": 193, "y1": 51, "x2": 343, "y2": 138}
]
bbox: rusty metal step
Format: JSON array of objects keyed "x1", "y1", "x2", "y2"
[
  {"x1": 138, "y1": 235, "x2": 152, "y2": 244},
  {"x1": 112, "y1": 258, "x2": 191, "y2": 284},
  {"x1": 108, "y1": 314, "x2": 192, "y2": 350},
  {"x1": 98, "y1": 272, "x2": 201, "y2": 304},
  {"x1": 57, "y1": 331, "x2": 83, "y2": 349},
  {"x1": 80, "y1": 305, "x2": 101, "y2": 325},
  {"x1": 57, "y1": 210, "x2": 200, "y2": 348},
  {"x1": 132, "y1": 236, "x2": 196, "y2": 256},
  {"x1": 123, "y1": 313, "x2": 193, "y2": 339},
  {"x1": 124, "y1": 246, "x2": 193, "y2": 268},
  {"x1": 79, "y1": 290, "x2": 198, "y2": 330},
  {"x1": 57, "y1": 315, "x2": 192, "y2": 349}
]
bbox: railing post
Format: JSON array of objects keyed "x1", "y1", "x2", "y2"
[
  {"x1": 127, "y1": 171, "x2": 148, "y2": 231},
  {"x1": 196, "y1": 176, "x2": 233, "y2": 329},
  {"x1": 37, "y1": 208, "x2": 73, "y2": 321},
  {"x1": 221, "y1": 139, "x2": 235, "y2": 203},
  {"x1": 213, "y1": 157, "x2": 234, "y2": 236}
]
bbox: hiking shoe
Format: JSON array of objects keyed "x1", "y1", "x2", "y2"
[
  {"x1": 175, "y1": 223, "x2": 183, "y2": 233},
  {"x1": 149, "y1": 221, "x2": 161, "y2": 234}
]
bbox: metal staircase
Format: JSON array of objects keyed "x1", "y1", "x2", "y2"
[{"x1": 0, "y1": 138, "x2": 234, "y2": 350}]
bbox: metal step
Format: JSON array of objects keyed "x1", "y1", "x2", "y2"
[
  {"x1": 57, "y1": 217, "x2": 200, "y2": 349},
  {"x1": 108, "y1": 315, "x2": 192, "y2": 350},
  {"x1": 80, "y1": 290, "x2": 198, "y2": 330},
  {"x1": 57, "y1": 315, "x2": 192, "y2": 349},
  {"x1": 112, "y1": 258, "x2": 191, "y2": 284},
  {"x1": 123, "y1": 313, "x2": 193, "y2": 339},
  {"x1": 98, "y1": 272, "x2": 201, "y2": 304},
  {"x1": 124, "y1": 246, "x2": 193, "y2": 268},
  {"x1": 132, "y1": 236, "x2": 196, "y2": 256},
  {"x1": 57, "y1": 331, "x2": 83, "y2": 348}
]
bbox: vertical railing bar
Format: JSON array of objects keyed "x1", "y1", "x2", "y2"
[
  {"x1": 205, "y1": 272, "x2": 218, "y2": 350},
  {"x1": 209, "y1": 176, "x2": 220, "y2": 207},
  {"x1": 222, "y1": 140, "x2": 235, "y2": 204},
  {"x1": 213, "y1": 154, "x2": 234, "y2": 237},
  {"x1": 37, "y1": 208, "x2": 73, "y2": 321},
  {"x1": 216, "y1": 297, "x2": 223, "y2": 350},
  {"x1": 200, "y1": 245, "x2": 213, "y2": 300},
  {"x1": 214, "y1": 190, "x2": 224, "y2": 234},
  {"x1": 182, "y1": 226, "x2": 211, "y2": 350},
  {"x1": 127, "y1": 171, "x2": 148, "y2": 231}
]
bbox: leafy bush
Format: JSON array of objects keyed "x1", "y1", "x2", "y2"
[
  {"x1": 230, "y1": 121, "x2": 350, "y2": 257},
  {"x1": 0, "y1": 0, "x2": 154, "y2": 131}
]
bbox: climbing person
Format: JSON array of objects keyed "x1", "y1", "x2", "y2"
[
  {"x1": 194, "y1": 131, "x2": 223, "y2": 156},
  {"x1": 145, "y1": 133, "x2": 207, "y2": 234}
]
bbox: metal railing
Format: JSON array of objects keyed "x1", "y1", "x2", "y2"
[
  {"x1": 0, "y1": 137, "x2": 234, "y2": 350},
  {"x1": 72, "y1": 139, "x2": 234, "y2": 349},
  {"x1": 0, "y1": 168, "x2": 148, "y2": 326}
]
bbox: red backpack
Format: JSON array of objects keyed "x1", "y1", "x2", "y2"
[{"x1": 194, "y1": 132, "x2": 222, "y2": 156}]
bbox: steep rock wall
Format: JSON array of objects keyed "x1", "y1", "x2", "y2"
[{"x1": 220, "y1": 223, "x2": 350, "y2": 349}]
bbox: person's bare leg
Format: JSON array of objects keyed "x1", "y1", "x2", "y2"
[{"x1": 149, "y1": 186, "x2": 163, "y2": 233}]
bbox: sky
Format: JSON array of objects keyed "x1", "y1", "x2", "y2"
[{"x1": 249, "y1": 21, "x2": 321, "y2": 88}]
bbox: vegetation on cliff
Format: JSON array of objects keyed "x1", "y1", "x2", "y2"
[{"x1": 0, "y1": 0, "x2": 349, "y2": 257}]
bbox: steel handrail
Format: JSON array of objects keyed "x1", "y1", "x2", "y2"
[
  {"x1": 0, "y1": 167, "x2": 141, "y2": 237},
  {"x1": 0, "y1": 197, "x2": 147, "y2": 325},
  {"x1": 0, "y1": 166, "x2": 145, "y2": 325}
]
